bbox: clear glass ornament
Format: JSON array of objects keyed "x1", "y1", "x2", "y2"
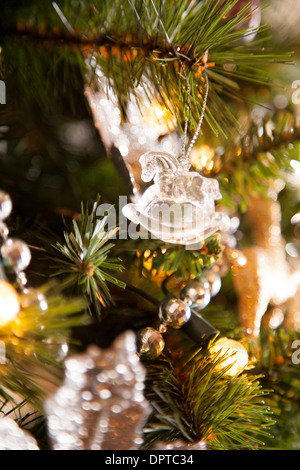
[
  {"x1": 0, "y1": 191, "x2": 12, "y2": 221},
  {"x1": 137, "y1": 327, "x2": 165, "y2": 360},
  {"x1": 45, "y1": 331, "x2": 150, "y2": 450},
  {"x1": 123, "y1": 151, "x2": 229, "y2": 246},
  {"x1": 158, "y1": 298, "x2": 191, "y2": 328},
  {"x1": 180, "y1": 280, "x2": 211, "y2": 311},
  {"x1": 1, "y1": 238, "x2": 31, "y2": 271}
]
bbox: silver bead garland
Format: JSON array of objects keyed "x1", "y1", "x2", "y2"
[
  {"x1": 137, "y1": 267, "x2": 225, "y2": 360},
  {"x1": 180, "y1": 280, "x2": 211, "y2": 311},
  {"x1": 136, "y1": 214, "x2": 241, "y2": 359},
  {"x1": 0, "y1": 189, "x2": 48, "y2": 312}
]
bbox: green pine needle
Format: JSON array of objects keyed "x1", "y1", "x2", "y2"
[
  {"x1": 0, "y1": 1, "x2": 292, "y2": 137},
  {"x1": 142, "y1": 334, "x2": 275, "y2": 450},
  {"x1": 0, "y1": 283, "x2": 86, "y2": 411},
  {"x1": 52, "y1": 196, "x2": 125, "y2": 317},
  {"x1": 116, "y1": 233, "x2": 223, "y2": 280},
  {"x1": 192, "y1": 108, "x2": 300, "y2": 212}
]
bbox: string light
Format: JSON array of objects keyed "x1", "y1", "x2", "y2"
[
  {"x1": 0, "y1": 280, "x2": 20, "y2": 327},
  {"x1": 190, "y1": 144, "x2": 215, "y2": 172},
  {"x1": 210, "y1": 337, "x2": 249, "y2": 377},
  {"x1": 0, "y1": 189, "x2": 48, "y2": 320}
]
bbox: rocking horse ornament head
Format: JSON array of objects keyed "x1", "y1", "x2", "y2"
[{"x1": 122, "y1": 150, "x2": 230, "y2": 248}]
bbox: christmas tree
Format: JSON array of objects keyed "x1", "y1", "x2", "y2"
[{"x1": 0, "y1": 0, "x2": 300, "y2": 451}]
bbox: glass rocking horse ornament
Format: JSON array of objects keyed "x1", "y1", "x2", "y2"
[{"x1": 122, "y1": 68, "x2": 230, "y2": 248}]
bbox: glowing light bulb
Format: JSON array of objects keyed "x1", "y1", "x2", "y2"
[
  {"x1": 190, "y1": 145, "x2": 215, "y2": 172},
  {"x1": 0, "y1": 280, "x2": 20, "y2": 327},
  {"x1": 210, "y1": 337, "x2": 249, "y2": 376},
  {"x1": 142, "y1": 100, "x2": 176, "y2": 134}
]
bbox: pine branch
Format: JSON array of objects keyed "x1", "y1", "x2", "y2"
[
  {"x1": 0, "y1": 0, "x2": 292, "y2": 138},
  {"x1": 0, "y1": 26, "x2": 210, "y2": 67},
  {"x1": 115, "y1": 233, "x2": 223, "y2": 281},
  {"x1": 191, "y1": 108, "x2": 300, "y2": 211},
  {"x1": 247, "y1": 328, "x2": 300, "y2": 449},
  {"x1": 0, "y1": 282, "x2": 86, "y2": 410},
  {"x1": 142, "y1": 331, "x2": 275, "y2": 449},
  {"x1": 52, "y1": 196, "x2": 126, "y2": 318}
]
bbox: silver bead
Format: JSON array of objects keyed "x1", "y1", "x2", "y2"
[
  {"x1": 0, "y1": 221, "x2": 9, "y2": 240},
  {"x1": 16, "y1": 271, "x2": 28, "y2": 290},
  {"x1": 137, "y1": 327, "x2": 165, "y2": 360},
  {"x1": 0, "y1": 191, "x2": 12, "y2": 221},
  {"x1": 180, "y1": 281, "x2": 211, "y2": 311},
  {"x1": 205, "y1": 270, "x2": 222, "y2": 297},
  {"x1": 158, "y1": 323, "x2": 167, "y2": 334},
  {"x1": 159, "y1": 298, "x2": 191, "y2": 328},
  {"x1": 21, "y1": 288, "x2": 48, "y2": 311},
  {"x1": 1, "y1": 238, "x2": 31, "y2": 271}
]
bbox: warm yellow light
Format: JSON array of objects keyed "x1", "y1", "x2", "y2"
[
  {"x1": 142, "y1": 100, "x2": 176, "y2": 134},
  {"x1": 190, "y1": 145, "x2": 215, "y2": 172},
  {"x1": 0, "y1": 280, "x2": 20, "y2": 327},
  {"x1": 210, "y1": 337, "x2": 249, "y2": 377},
  {"x1": 143, "y1": 254, "x2": 153, "y2": 271}
]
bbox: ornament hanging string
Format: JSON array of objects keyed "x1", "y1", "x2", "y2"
[
  {"x1": 0, "y1": 189, "x2": 49, "y2": 316},
  {"x1": 148, "y1": 0, "x2": 210, "y2": 170},
  {"x1": 122, "y1": 4, "x2": 225, "y2": 248},
  {"x1": 179, "y1": 67, "x2": 209, "y2": 170}
]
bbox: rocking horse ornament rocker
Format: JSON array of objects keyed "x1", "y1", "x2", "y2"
[{"x1": 122, "y1": 72, "x2": 230, "y2": 248}]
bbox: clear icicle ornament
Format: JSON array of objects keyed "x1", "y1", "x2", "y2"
[
  {"x1": 84, "y1": 66, "x2": 181, "y2": 197},
  {"x1": 122, "y1": 72, "x2": 230, "y2": 247}
]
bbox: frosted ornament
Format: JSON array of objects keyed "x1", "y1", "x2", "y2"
[
  {"x1": 122, "y1": 150, "x2": 229, "y2": 246},
  {"x1": 45, "y1": 331, "x2": 151, "y2": 450},
  {"x1": 0, "y1": 417, "x2": 39, "y2": 450}
]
